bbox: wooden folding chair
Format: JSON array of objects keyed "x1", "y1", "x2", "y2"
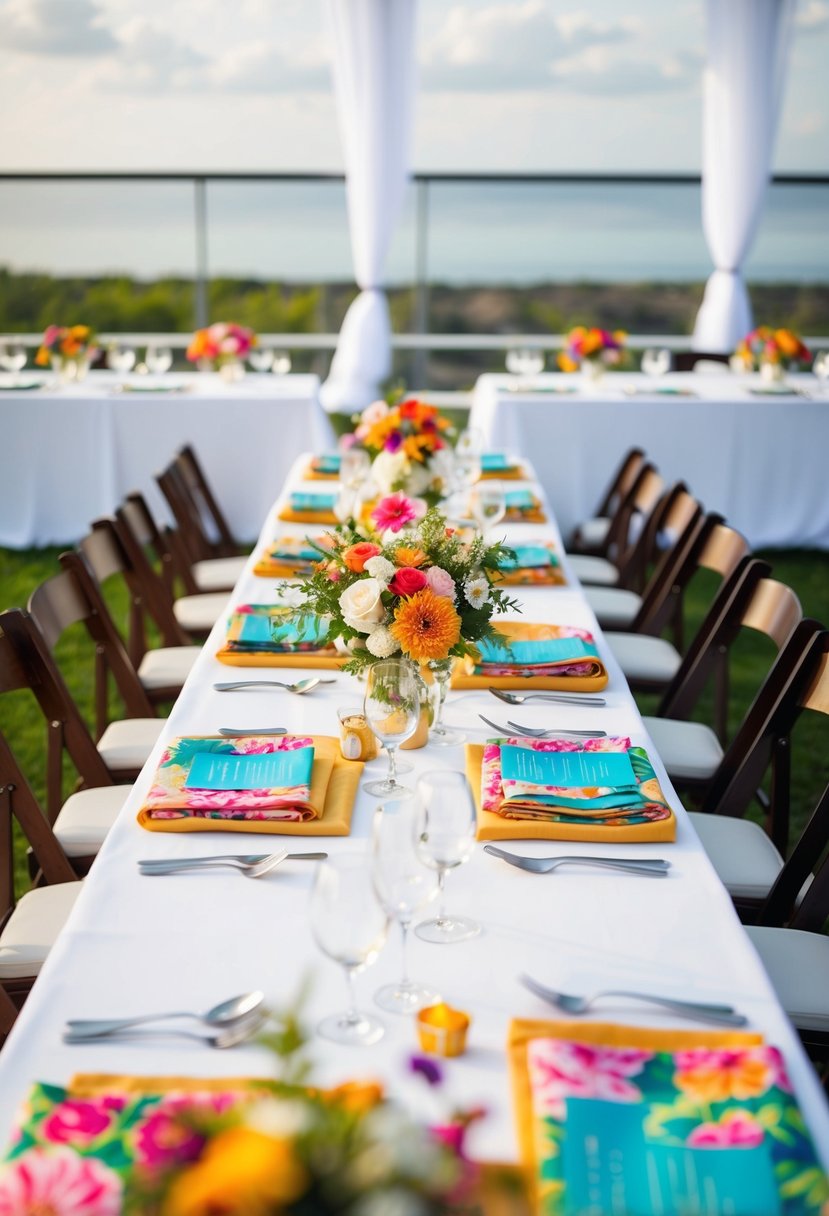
[
  {"x1": 156, "y1": 464, "x2": 248, "y2": 592},
  {"x1": 567, "y1": 446, "x2": 648, "y2": 556},
  {"x1": 175, "y1": 444, "x2": 242, "y2": 558},
  {"x1": 569, "y1": 465, "x2": 670, "y2": 592}
]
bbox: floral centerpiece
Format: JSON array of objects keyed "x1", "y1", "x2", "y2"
[
  {"x1": 34, "y1": 324, "x2": 99, "y2": 382},
  {"x1": 557, "y1": 327, "x2": 626, "y2": 380},
  {"x1": 347, "y1": 397, "x2": 455, "y2": 499},
  {"x1": 734, "y1": 326, "x2": 811, "y2": 382},
  {"x1": 186, "y1": 322, "x2": 256, "y2": 380},
  {"x1": 290, "y1": 493, "x2": 519, "y2": 739}
]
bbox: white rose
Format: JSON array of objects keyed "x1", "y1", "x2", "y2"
[
  {"x1": 339, "y1": 578, "x2": 386, "y2": 633},
  {"x1": 371, "y1": 449, "x2": 410, "y2": 495},
  {"x1": 365, "y1": 555, "x2": 396, "y2": 583},
  {"x1": 366, "y1": 625, "x2": 401, "y2": 658}
]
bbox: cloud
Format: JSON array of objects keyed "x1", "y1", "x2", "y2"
[
  {"x1": 91, "y1": 16, "x2": 208, "y2": 91},
  {"x1": 550, "y1": 45, "x2": 700, "y2": 95},
  {"x1": 209, "y1": 41, "x2": 329, "y2": 93},
  {"x1": 795, "y1": 0, "x2": 829, "y2": 29},
  {"x1": 1, "y1": 0, "x2": 116, "y2": 55}
]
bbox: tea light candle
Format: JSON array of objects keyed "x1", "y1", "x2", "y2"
[
  {"x1": 337, "y1": 706, "x2": 378, "y2": 761},
  {"x1": 416, "y1": 1002, "x2": 470, "y2": 1057}
]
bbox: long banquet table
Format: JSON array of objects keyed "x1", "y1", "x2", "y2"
[
  {"x1": 0, "y1": 370, "x2": 332, "y2": 548},
  {"x1": 469, "y1": 371, "x2": 829, "y2": 550},
  {"x1": 1, "y1": 455, "x2": 828, "y2": 1170}
]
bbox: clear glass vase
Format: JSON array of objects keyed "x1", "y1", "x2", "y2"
[
  {"x1": 51, "y1": 355, "x2": 89, "y2": 385},
  {"x1": 426, "y1": 657, "x2": 465, "y2": 747}
]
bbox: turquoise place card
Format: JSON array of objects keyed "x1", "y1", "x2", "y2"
[
  {"x1": 314, "y1": 454, "x2": 341, "y2": 473},
  {"x1": 186, "y1": 746, "x2": 314, "y2": 791},
  {"x1": 481, "y1": 453, "x2": 514, "y2": 472},
  {"x1": 506, "y1": 489, "x2": 536, "y2": 509},
  {"x1": 236, "y1": 614, "x2": 326, "y2": 648},
  {"x1": 501, "y1": 745, "x2": 636, "y2": 791},
  {"x1": 289, "y1": 492, "x2": 337, "y2": 510},
  {"x1": 500, "y1": 544, "x2": 554, "y2": 570},
  {"x1": 478, "y1": 636, "x2": 597, "y2": 666}
]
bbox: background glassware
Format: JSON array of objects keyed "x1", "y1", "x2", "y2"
[
  {"x1": 106, "y1": 344, "x2": 136, "y2": 374},
  {"x1": 414, "y1": 770, "x2": 480, "y2": 944},
  {"x1": 641, "y1": 348, "x2": 672, "y2": 377},
  {"x1": 426, "y1": 657, "x2": 465, "y2": 748},
  {"x1": 340, "y1": 446, "x2": 371, "y2": 489},
  {"x1": 310, "y1": 853, "x2": 389, "y2": 1045},
  {"x1": 271, "y1": 350, "x2": 292, "y2": 375},
  {"x1": 145, "y1": 344, "x2": 173, "y2": 375},
  {"x1": 451, "y1": 427, "x2": 483, "y2": 514},
  {"x1": 363, "y1": 660, "x2": 420, "y2": 797},
  {"x1": 505, "y1": 347, "x2": 545, "y2": 378},
  {"x1": 0, "y1": 342, "x2": 27, "y2": 373},
  {"x1": 813, "y1": 351, "x2": 829, "y2": 393},
  {"x1": 372, "y1": 799, "x2": 439, "y2": 1013},
  {"x1": 248, "y1": 347, "x2": 274, "y2": 373},
  {"x1": 469, "y1": 484, "x2": 506, "y2": 541}
]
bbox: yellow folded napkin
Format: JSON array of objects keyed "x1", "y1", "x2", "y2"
[
  {"x1": 303, "y1": 455, "x2": 340, "y2": 480},
  {"x1": 215, "y1": 606, "x2": 346, "y2": 669},
  {"x1": 466, "y1": 742, "x2": 676, "y2": 842},
  {"x1": 451, "y1": 620, "x2": 608, "y2": 692},
  {"x1": 252, "y1": 535, "x2": 332, "y2": 579},
  {"x1": 508, "y1": 1019, "x2": 765, "y2": 1216},
  {"x1": 504, "y1": 490, "x2": 547, "y2": 523},
  {"x1": 137, "y1": 735, "x2": 359, "y2": 835},
  {"x1": 492, "y1": 542, "x2": 567, "y2": 587}
]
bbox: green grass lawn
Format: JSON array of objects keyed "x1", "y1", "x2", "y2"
[{"x1": 1, "y1": 543, "x2": 827, "y2": 904}]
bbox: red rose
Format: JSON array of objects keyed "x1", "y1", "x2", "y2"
[{"x1": 389, "y1": 567, "x2": 428, "y2": 597}]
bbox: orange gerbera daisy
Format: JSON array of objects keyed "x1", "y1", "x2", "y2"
[
  {"x1": 393, "y1": 546, "x2": 428, "y2": 568},
  {"x1": 391, "y1": 588, "x2": 461, "y2": 662}
]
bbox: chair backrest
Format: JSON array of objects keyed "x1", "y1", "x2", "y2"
[
  {"x1": 0, "y1": 610, "x2": 114, "y2": 824},
  {"x1": 605, "y1": 465, "x2": 667, "y2": 589},
  {"x1": 625, "y1": 495, "x2": 713, "y2": 638},
  {"x1": 94, "y1": 515, "x2": 190, "y2": 655},
  {"x1": 122, "y1": 492, "x2": 201, "y2": 598},
  {"x1": 174, "y1": 444, "x2": 239, "y2": 558},
  {"x1": 593, "y1": 447, "x2": 647, "y2": 519},
  {"x1": 701, "y1": 620, "x2": 828, "y2": 858},
  {"x1": 156, "y1": 461, "x2": 215, "y2": 566}
]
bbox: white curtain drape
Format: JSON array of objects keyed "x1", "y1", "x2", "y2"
[
  {"x1": 693, "y1": 0, "x2": 795, "y2": 352},
  {"x1": 320, "y1": 0, "x2": 417, "y2": 413}
]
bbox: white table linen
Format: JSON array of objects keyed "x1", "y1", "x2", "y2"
[
  {"x1": 469, "y1": 371, "x2": 829, "y2": 550},
  {"x1": 0, "y1": 456, "x2": 827, "y2": 1168},
  {"x1": 0, "y1": 371, "x2": 332, "y2": 548}
]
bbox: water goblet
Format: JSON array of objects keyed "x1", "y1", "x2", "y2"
[
  {"x1": 414, "y1": 771, "x2": 480, "y2": 944},
  {"x1": 641, "y1": 348, "x2": 672, "y2": 378},
  {"x1": 813, "y1": 351, "x2": 829, "y2": 394},
  {"x1": 470, "y1": 484, "x2": 506, "y2": 542},
  {"x1": 506, "y1": 347, "x2": 545, "y2": 380},
  {"x1": 145, "y1": 344, "x2": 173, "y2": 376},
  {"x1": 106, "y1": 343, "x2": 136, "y2": 375},
  {"x1": 340, "y1": 446, "x2": 370, "y2": 490},
  {"x1": 310, "y1": 853, "x2": 389, "y2": 1045},
  {"x1": 363, "y1": 660, "x2": 420, "y2": 798},
  {"x1": 248, "y1": 347, "x2": 274, "y2": 373},
  {"x1": 0, "y1": 342, "x2": 27, "y2": 374},
  {"x1": 372, "y1": 799, "x2": 440, "y2": 1013},
  {"x1": 271, "y1": 350, "x2": 292, "y2": 375}
]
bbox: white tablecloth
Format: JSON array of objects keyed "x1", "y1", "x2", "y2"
[
  {"x1": 1, "y1": 457, "x2": 827, "y2": 1168},
  {"x1": 469, "y1": 372, "x2": 829, "y2": 550},
  {"x1": 0, "y1": 371, "x2": 333, "y2": 548}
]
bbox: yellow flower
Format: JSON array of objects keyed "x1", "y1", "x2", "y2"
[
  {"x1": 391, "y1": 588, "x2": 461, "y2": 661},
  {"x1": 557, "y1": 353, "x2": 579, "y2": 373},
  {"x1": 393, "y1": 546, "x2": 428, "y2": 568},
  {"x1": 163, "y1": 1128, "x2": 308, "y2": 1216},
  {"x1": 326, "y1": 1080, "x2": 384, "y2": 1113},
  {"x1": 775, "y1": 329, "x2": 799, "y2": 357}
]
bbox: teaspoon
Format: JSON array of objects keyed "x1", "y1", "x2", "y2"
[{"x1": 65, "y1": 990, "x2": 265, "y2": 1039}]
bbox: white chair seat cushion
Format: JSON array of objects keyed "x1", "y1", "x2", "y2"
[
  {"x1": 584, "y1": 586, "x2": 642, "y2": 628},
  {"x1": 0, "y1": 881, "x2": 84, "y2": 979},
  {"x1": 173, "y1": 593, "x2": 229, "y2": 632},
  {"x1": 97, "y1": 718, "x2": 163, "y2": 771},
  {"x1": 688, "y1": 813, "x2": 784, "y2": 900},
  {"x1": 137, "y1": 646, "x2": 200, "y2": 691},
  {"x1": 746, "y1": 925, "x2": 829, "y2": 1033},
  {"x1": 568, "y1": 555, "x2": 619, "y2": 586},
  {"x1": 574, "y1": 517, "x2": 610, "y2": 547},
  {"x1": 605, "y1": 632, "x2": 681, "y2": 684},
  {"x1": 53, "y1": 786, "x2": 129, "y2": 857},
  {"x1": 643, "y1": 716, "x2": 724, "y2": 781},
  {"x1": 192, "y1": 556, "x2": 248, "y2": 592}
]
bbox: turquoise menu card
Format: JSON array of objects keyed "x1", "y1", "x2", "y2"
[
  {"x1": 478, "y1": 636, "x2": 597, "y2": 666},
  {"x1": 186, "y1": 746, "x2": 314, "y2": 790}
]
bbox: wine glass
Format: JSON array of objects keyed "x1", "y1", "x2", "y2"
[
  {"x1": 106, "y1": 343, "x2": 136, "y2": 375},
  {"x1": 0, "y1": 342, "x2": 27, "y2": 374},
  {"x1": 309, "y1": 853, "x2": 389, "y2": 1045},
  {"x1": 470, "y1": 484, "x2": 506, "y2": 541},
  {"x1": 340, "y1": 446, "x2": 370, "y2": 490},
  {"x1": 363, "y1": 660, "x2": 420, "y2": 798},
  {"x1": 414, "y1": 771, "x2": 480, "y2": 944},
  {"x1": 145, "y1": 345, "x2": 173, "y2": 376},
  {"x1": 505, "y1": 347, "x2": 545, "y2": 380},
  {"x1": 271, "y1": 350, "x2": 292, "y2": 375},
  {"x1": 372, "y1": 799, "x2": 440, "y2": 1013},
  {"x1": 813, "y1": 351, "x2": 829, "y2": 394},
  {"x1": 641, "y1": 348, "x2": 672, "y2": 378},
  {"x1": 248, "y1": 347, "x2": 274, "y2": 373}
]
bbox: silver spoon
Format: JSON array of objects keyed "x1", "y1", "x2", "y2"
[
  {"x1": 213, "y1": 678, "x2": 336, "y2": 694},
  {"x1": 490, "y1": 687, "x2": 606, "y2": 707},
  {"x1": 63, "y1": 1021, "x2": 263, "y2": 1049},
  {"x1": 66, "y1": 991, "x2": 265, "y2": 1039},
  {"x1": 218, "y1": 726, "x2": 288, "y2": 737},
  {"x1": 520, "y1": 974, "x2": 747, "y2": 1027},
  {"x1": 478, "y1": 714, "x2": 605, "y2": 740}
]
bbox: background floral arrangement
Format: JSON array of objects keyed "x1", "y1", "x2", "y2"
[
  {"x1": 557, "y1": 326, "x2": 626, "y2": 372},
  {"x1": 734, "y1": 325, "x2": 812, "y2": 371},
  {"x1": 186, "y1": 322, "x2": 256, "y2": 369},
  {"x1": 34, "y1": 324, "x2": 98, "y2": 367},
  {"x1": 346, "y1": 397, "x2": 455, "y2": 497},
  {"x1": 291, "y1": 495, "x2": 519, "y2": 673}
]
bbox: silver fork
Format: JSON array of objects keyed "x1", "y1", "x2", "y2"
[
  {"x1": 138, "y1": 851, "x2": 327, "y2": 878},
  {"x1": 484, "y1": 844, "x2": 669, "y2": 876},
  {"x1": 490, "y1": 688, "x2": 607, "y2": 707},
  {"x1": 520, "y1": 974, "x2": 747, "y2": 1026},
  {"x1": 478, "y1": 714, "x2": 605, "y2": 740}
]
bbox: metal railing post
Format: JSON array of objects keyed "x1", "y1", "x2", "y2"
[{"x1": 194, "y1": 178, "x2": 209, "y2": 329}]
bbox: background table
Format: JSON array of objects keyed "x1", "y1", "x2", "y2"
[
  {"x1": 469, "y1": 372, "x2": 829, "y2": 550},
  {"x1": 0, "y1": 371, "x2": 333, "y2": 548},
  {"x1": 1, "y1": 455, "x2": 827, "y2": 1170}
]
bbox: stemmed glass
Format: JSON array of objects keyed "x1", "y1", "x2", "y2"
[
  {"x1": 452, "y1": 427, "x2": 482, "y2": 516},
  {"x1": 470, "y1": 484, "x2": 506, "y2": 542},
  {"x1": 106, "y1": 344, "x2": 136, "y2": 375},
  {"x1": 0, "y1": 342, "x2": 27, "y2": 374},
  {"x1": 414, "y1": 771, "x2": 480, "y2": 944},
  {"x1": 506, "y1": 347, "x2": 545, "y2": 381},
  {"x1": 336, "y1": 447, "x2": 371, "y2": 521},
  {"x1": 813, "y1": 351, "x2": 829, "y2": 395},
  {"x1": 372, "y1": 799, "x2": 440, "y2": 1013},
  {"x1": 363, "y1": 660, "x2": 420, "y2": 798},
  {"x1": 641, "y1": 348, "x2": 672, "y2": 378},
  {"x1": 248, "y1": 347, "x2": 274, "y2": 373},
  {"x1": 145, "y1": 345, "x2": 173, "y2": 376},
  {"x1": 310, "y1": 853, "x2": 389, "y2": 1045},
  {"x1": 272, "y1": 351, "x2": 292, "y2": 375}
]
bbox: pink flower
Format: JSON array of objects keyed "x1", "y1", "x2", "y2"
[
  {"x1": 425, "y1": 566, "x2": 456, "y2": 598},
  {"x1": 687, "y1": 1111, "x2": 765, "y2": 1149},
  {"x1": 360, "y1": 399, "x2": 390, "y2": 427},
  {"x1": 0, "y1": 1148, "x2": 122, "y2": 1215},
  {"x1": 527, "y1": 1039, "x2": 652, "y2": 1119},
  {"x1": 371, "y1": 494, "x2": 425, "y2": 533},
  {"x1": 42, "y1": 1099, "x2": 124, "y2": 1147}
]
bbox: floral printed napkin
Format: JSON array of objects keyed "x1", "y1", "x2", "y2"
[
  {"x1": 215, "y1": 605, "x2": 345, "y2": 669},
  {"x1": 452, "y1": 622, "x2": 608, "y2": 692},
  {"x1": 493, "y1": 542, "x2": 567, "y2": 587},
  {"x1": 504, "y1": 489, "x2": 547, "y2": 523},
  {"x1": 277, "y1": 491, "x2": 339, "y2": 524},
  {"x1": 479, "y1": 453, "x2": 525, "y2": 480},
  {"x1": 508, "y1": 1019, "x2": 828, "y2": 1216},
  {"x1": 305, "y1": 453, "x2": 341, "y2": 479}
]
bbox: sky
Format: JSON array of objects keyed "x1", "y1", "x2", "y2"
[{"x1": 0, "y1": 0, "x2": 827, "y2": 173}]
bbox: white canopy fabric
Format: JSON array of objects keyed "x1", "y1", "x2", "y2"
[
  {"x1": 320, "y1": 0, "x2": 417, "y2": 413},
  {"x1": 693, "y1": 0, "x2": 795, "y2": 353}
]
